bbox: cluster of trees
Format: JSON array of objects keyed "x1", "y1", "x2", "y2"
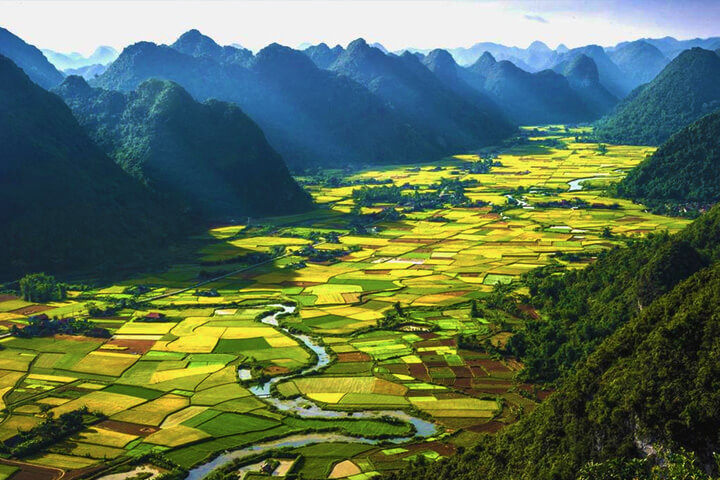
[
  {"x1": 460, "y1": 157, "x2": 503, "y2": 174},
  {"x1": 19, "y1": 273, "x2": 66, "y2": 302},
  {"x1": 352, "y1": 179, "x2": 473, "y2": 211},
  {"x1": 13, "y1": 315, "x2": 111, "y2": 338},
  {"x1": 295, "y1": 244, "x2": 360, "y2": 263},
  {"x1": 533, "y1": 198, "x2": 620, "y2": 209},
  {"x1": 8, "y1": 408, "x2": 93, "y2": 457}
]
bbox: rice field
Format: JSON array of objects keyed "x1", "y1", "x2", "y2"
[{"x1": 0, "y1": 127, "x2": 690, "y2": 478}]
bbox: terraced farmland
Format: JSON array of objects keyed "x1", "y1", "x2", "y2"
[{"x1": 0, "y1": 127, "x2": 689, "y2": 479}]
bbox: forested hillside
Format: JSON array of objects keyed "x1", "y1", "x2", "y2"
[
  {"x1": 388, "y1": 205, "x2": 720, "y2": 480},
  {"x1": 0, "y1": 26, "x2": 64, "y2": 88},
  {"x1": 55, "y1": 76, "x2": 312, "y2": 218},
  {"x1": 595, "y1": 48, "x2": 720, "y2": 145},
  {"x1": 614, "y1": 110, "x2": 720, "y2": 212},
  {"x1": 0, "y1": 55, "x2": 182, "y2": 278}
]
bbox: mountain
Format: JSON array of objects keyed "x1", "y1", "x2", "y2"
[
  {"x1": 638, "y1": 35, "x2": 720, "y2": 59},
  {"x1": 94, "y1": 31, "x2": 504, "y2": 169},
  {"x1": 421, "y1": 48, "x2": 514, "y2": 124},
  {"x1": 595, "y1": 48, "x2": 720, "y2": 145},
  {"x1": 63, "y1": 63, "x2": 107, "y2": 80},
  {"x1": 42, "y1": 46, "x2": 119, "y2": 70},
  {"x1": 330, "y1": 39, "x2": 514, "y2": 149},
  {"x1": 445, "y1": 41, "x2": 559, "y2": 70},
  {"x1": 552, "y1": 54, "x2": 618, "y2": 116},
  {"x1": 553, "y1": 44, "x2": 631, "y2": 98},
  {"x1": 614, "y1": 110, "x2": 720, "y2": 209},
  {"x1": 462, "y1": 52, "x2": 594, "y2": 124},
  {"x1": 55, "y1": 76, "x2": 312, "y2": 219},
  {"x1": 170, "y1": 29, "x2": 252, "y2": 65},
  {"x1": 608, "y1": 39, "x2": 669, "y2": 87},
  {"x1": 0, "y1": 54, "x2": 180, "y2": 278},
  {"x1": 0, "y1": 26, "x2": 64, "y2": 88},
  {"x1": 303, "y1": 43, "x2": 344, "y2": 69},
  {"x1": 387, "y1": 204, "x2": 720, "y2": 480}
]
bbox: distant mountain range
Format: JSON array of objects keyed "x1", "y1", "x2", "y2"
[
  {"x1": 63, "y1": 63, "x2": 108, "y2": 80},
  {"x1": 55, "y1": 75, "x2": 312, "y2": 219},
  {"x1": 595, "y1": 47, "x2": 720, "y2": 145},
  {"x1": 42, "y1": 45, "x2": 119, "y2": 70},
  {"x1": 92, "y1": 30, "x2": 513, "y2": 170},
  {"x1": 460, "y1": 52, "x2": 597, "y2": 124}
]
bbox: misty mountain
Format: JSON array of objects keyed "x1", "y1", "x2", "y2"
[
  {"x1": 55, "y1": 75, "x2": 312, "y2": 218},
  {"x1": 443, "y1": 41, "x2": 559, "y2": 70},
  {"x1": 42, "y1": 45, "x2": 119, "y2": 70},
  {"x1": 462, "y1": 52, "x2": 593, "y2": 124},
  {"x1": 0, "y1": 26, "x2": 64, "y2": 88},
  {"x1": 63, "y1": 63, "x2": 108, "y2": 80},
  {"x1": 93, "y1": 32, "x2": 447, "y2": 169},
  {"x1": 329, "y1": 39, "x2": 514, "y2": 149},
  {"x1": 634, "y1": 35, "x2": 720, "y2": 59},
  {"x1": 552, "y1": 54, "x2": 618, "y2": 117},
  {"x1": 595, "y1": 47, "x2": 720, "y2": 145},
  {"x1": 303, "y1": 42, "x2": 344, "y2": 69},
  {"x1": 170, "y1": 29, "x2": 253, "y2": 65},
  {"x1": 552, "y1": 44, "x2": 631, "y2": 98},
  {"x1": 607, "y1": 40, "x2": 669, "y2": 88},
  {"x1": 0, "y1": 54, "x2": 180, "y2": 278},
  {"x1": 94, "y1": 30, "x2": 516, "y2": 169}
]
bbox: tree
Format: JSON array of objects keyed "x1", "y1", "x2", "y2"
[{"x1": 19, "y1": 273, "x2": 66, "y2": 302}]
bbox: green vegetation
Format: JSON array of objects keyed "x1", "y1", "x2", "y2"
[
  {"x1": 19, "y1": 273, "x2": 67, "y2": 302},
  {"x1": 0, "y1": 54, "x2": 183, "y2": 280},
  {"x1": 595, "y1": 48, "x2": 720, "y2": 145},
  {"x1": 10, "y1": 407, "x2": 95, "y2": 457},
  {"x1": 614, "y1": 110, "x2": 720, "y2": 214},
  {"x1": 56, "y1": 76, "x2": 312, "y2": 218}
]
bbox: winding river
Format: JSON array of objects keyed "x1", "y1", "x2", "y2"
[
  {"x1": 567, "y1": 175, "x2": 612, "y2": 192},
  {"x1": 186, "y1": 305, "x2": 437, "y2": 480}
]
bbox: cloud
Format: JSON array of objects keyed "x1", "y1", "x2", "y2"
[{"x1": 524, "y1": 14, "x2": 549, "y2": 24}]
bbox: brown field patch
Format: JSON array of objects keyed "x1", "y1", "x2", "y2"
[
  {"x1": 364, "y1": 270, "x2": 391, "y2": 275},
  {"x1": 408, "y1": 364, "x2": 429, "y2": 378},
  {"x1": 11, "y1": 305, "x2": 54, "y2": 315},
  {"x1": 470, "y1": 367, "x2": 488, "y2": 377},
  {"x1": 337, "y1": 352, "x2": 371, "y2": 363},
  {"x1": 477, "y1": 360, "x2": 511, "y2": 373},
  {"x1": 264, "y1": 366, "x2": 291, "y2": 375},
  {"x1": 341, "y1": 293, "x2": 361, "y2": 303},
  {"x1": 97, "y1": 420, "x2": 158, "y2": 436},
  {"x1": 453, "y1": 378, "x2": 472, "y2": 389},
  {"x1": 518, "y1": 304, "x2": 540, "y2": 319},
  {"x1": 104, "y1": 339, "x2": 155, "y2": 355},
  {"x1": 0, "y1": 295, "x2": 18, "y2": 302},
  {"x1": 450, "y1": 366, "x2": 472, "y2": 378},
  {"x1": 467, "y1": 421, "x2": 505, "y2": 434}
]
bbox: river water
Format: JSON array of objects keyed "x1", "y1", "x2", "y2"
[{"x1": 185, "y1": 305, "x2": 437, "y2": 480}]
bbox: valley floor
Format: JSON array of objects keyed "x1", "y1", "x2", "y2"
[{"x1": 0, "y1": 126, "x2": 688, "y2": 480}]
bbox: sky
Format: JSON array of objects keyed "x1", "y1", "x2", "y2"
[{"x1": 1, "y1": 0, "x2": 719, "y2": 55}]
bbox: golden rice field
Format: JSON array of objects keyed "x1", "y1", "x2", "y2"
[{"x1": 0, "y1": 127, "x2": 690, "y2": 479}]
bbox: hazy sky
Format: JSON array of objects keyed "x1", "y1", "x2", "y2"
[{"x1": 2, "y1": 0, "x2": 719, "y2": 55}]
